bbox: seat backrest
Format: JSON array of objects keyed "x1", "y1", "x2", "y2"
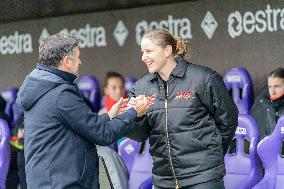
[
  {"x1": 128, "y1": 140, "x2": 153, "y2": 189},
  {"x1": 224, "y1": 114, "x2": 262, "y2": 189},
  {"x1": 0, "y1": 119, "x2": 11, "y2": 189},
  {"x1": 224, "y1": 67, "x2": 254, "y2": 114},
  {"x1": 253, "y1": 116, "x2": 284, "y2": 189},
  {"x1": 77, "y1": 75, "x2": 101, "y2": 112},
  {"x1": 138, "y1": 176, "x2": 152, "y2": 189},
  {"x1": 124, "y1": 77, "x2": 136, "y2": 98},
  {"x1": 118, "y1": 138, "x2": 140, "y2": 174},
  {"x1": 118, "y1": 139, "x2": 153, "y2": 189}
]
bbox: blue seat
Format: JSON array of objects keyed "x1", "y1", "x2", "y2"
[
  {"x1": 77, "y1": 75, "x2": 101, "y2": 113},
  {"x1": 0, "y1": 119, "x2": 10, "y2": 189},
  {"x1": 124, "y1": 77, "x2": 136, "y2": 98},
  {"x1": 224, "y1": 114, "x2": 263, "y2": 189},
  {"x1": 224, "y1": 67, "x2": 254, "y2": 114},
  {"x1": 118, "y1": 139, "x2": 153, "y2": 189},
  {"x1": 253, "y1": 116, "x2": 284, "y2": 189}
]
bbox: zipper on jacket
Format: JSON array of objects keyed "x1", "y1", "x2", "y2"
[{"x1": 163, "y1": 82, "x2": 179, "y2": 189}]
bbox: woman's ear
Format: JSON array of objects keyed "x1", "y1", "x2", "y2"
[{"x1": 165, "y1": 45, "x2": 173, "y2": 58}]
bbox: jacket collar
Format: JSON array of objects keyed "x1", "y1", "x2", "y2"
[
  {"x1": 36, "y1": 64, "x2": 77, "y2": 83},
  {"x1": 170, "y1": 56, "x2": 188, "y2": 78},
  {"x1": 147, "y1": 56, "x2": 189, "y2": 81}
]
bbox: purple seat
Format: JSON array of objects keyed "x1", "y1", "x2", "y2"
[
  {"x1": 253, "y1": 116, "x2": 284, "y2": 189},
  {"x1": 0, "y1": 119, "x2": 11, "y2": 189},
  {"x1": 77, "y1": 75, "x2": 101, "y2": 113},
  {"x1": 224, "y1": 67, "x2": 254, "y2": 114},
  {"x1": 138, "y1": 177, "x2": 152, "y2": 189},
  {"x1": 224, "y1": 114, "x2": 262, "y2": 189},
  {"x1": 124, "y1": 77, "x2": 136, "y2": 98},
  {"x1": 118, "y1": 139, "x2": 153, "y2": 189},
  {"x1": 118, "y1": 138, "x2": 140, "y2": 174},
  {"x1": 1, "y1": 87, "x2": 22, "y2": 126},
  {"x1": 129, "y1": 140, "x2": 152, "y2": 189}
]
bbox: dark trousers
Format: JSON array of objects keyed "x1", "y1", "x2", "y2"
[
  {"x1": 6, "y1": 149, "x2": 27, "y2": 189},
  {"x1": 17, "y1": 150, "x2": 27, "y2": 189},
  {"x1": 154, "y1": 178, "x2": 225, "y2": 189},
  {"x1": 6, "y1": 149, "x2": 18, "y2": 189}
]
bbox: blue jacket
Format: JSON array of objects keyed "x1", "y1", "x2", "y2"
[{"x1": 16, "y1": 64, "x2": 137, "y2": 189}]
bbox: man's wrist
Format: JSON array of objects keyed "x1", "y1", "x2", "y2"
[{"x1": 126, "y1": 107, "x2": 137, "y2": 117}]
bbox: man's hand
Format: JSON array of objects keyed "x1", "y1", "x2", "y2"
[{"x1": 108, "y1": 97, "x2": 128, "y2": 119}]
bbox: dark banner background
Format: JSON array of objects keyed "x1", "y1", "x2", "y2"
[{"x1": 1, "y1": 0, "x2": 283, "y2": 95}]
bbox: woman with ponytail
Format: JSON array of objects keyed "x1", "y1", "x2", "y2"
[
  {"x1": 250, "y1": 67, "x2": 284, "y2": 139},
  {"x1": 127, "y1": 28, "x2": 238, "y2": 189}
]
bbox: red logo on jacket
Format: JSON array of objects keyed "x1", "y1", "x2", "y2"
[{"x1": 175, "y1": 90, "x2": 193, "y2": 100}]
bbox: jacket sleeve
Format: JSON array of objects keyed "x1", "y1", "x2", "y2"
[
  {"x1": 126, "y1": 83, "x2": 150, "y2": 142},
  {"x1": 56, "y1": 87, "x2": 138, "y2": 146},
  {"x1": 201, "y1": 73, "x2": 238, "y2": 154}
]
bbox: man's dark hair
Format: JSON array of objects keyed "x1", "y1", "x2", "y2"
[
  {"x1": 39, "y1": 33, "x2": 79, "y2": 68},
  {"x1": 0, "y1": 95, "x2": 6, "y2": 113},
  {"x1": 104, "y1": 71, "x2": 125, "y2": 87},
  {"x1": 269, "y1": 67, "x2": 284, "y2": 79}
]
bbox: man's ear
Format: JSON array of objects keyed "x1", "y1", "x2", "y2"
[
  {"x1": 165, "y1": 45, "x2": 173, "y2": 58},
  {"x1": 58, "y1": 56, "x2": 70, "y2": 71}
]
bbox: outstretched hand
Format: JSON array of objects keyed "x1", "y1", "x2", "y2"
[
  {"x1": 108, "y1": 95, "x2": 155, "y2": 119},
  {"x1": 127, "y1": 95, "x2": 155, "y2": 117},
  {"x1": 108, "y1": 97, "x2": 128, "y2": 119}
]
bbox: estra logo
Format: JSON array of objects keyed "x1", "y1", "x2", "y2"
[
  {"x1": 175, "y1": 90, "x2": 193, "y2": 100},
  {"x1": 227, "y1": 4, "x2": 284, "y2": 38}
]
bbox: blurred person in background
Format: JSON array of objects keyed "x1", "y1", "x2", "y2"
[
  {"x1": 0, "y1": 95, "x2": 11, "y2": 126},
  {"x1": 99, "y1": 72, "x2": 126, "y2": 114},
  {"x1": 10, "y1": 114, "x2": 27, "y2": 189},
  {"x1": 250, "y1": 67, "x2": 284, "y2": 139},
  {"x1": 96, "y1": 71, "x2": 129, "y2": 189}
]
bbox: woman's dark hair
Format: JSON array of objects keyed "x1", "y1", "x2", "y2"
[
  {"x1": 103, "y1": 71, "x2": 125, "y2": 87},
  {"x1": 269, "y1": 67, "x2": 284, "y2": 79}
]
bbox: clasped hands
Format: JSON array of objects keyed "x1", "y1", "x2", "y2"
[{"x1": 108, "y1": 95, "x2": 155, "y2": 119}]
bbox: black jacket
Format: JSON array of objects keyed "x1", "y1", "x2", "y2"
[
  {"x1": 128, "y1": 57, "x2": 238, "y2": 188},
  {"x1": 0, "y1": 95, "x2": 11, "y2": 128},
  {"x1": 16, "y1": 64, "x2": 137, "y2": 189},
  {"x1": 250, "y1": 87, "x2": 284, "y2": 139}
]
